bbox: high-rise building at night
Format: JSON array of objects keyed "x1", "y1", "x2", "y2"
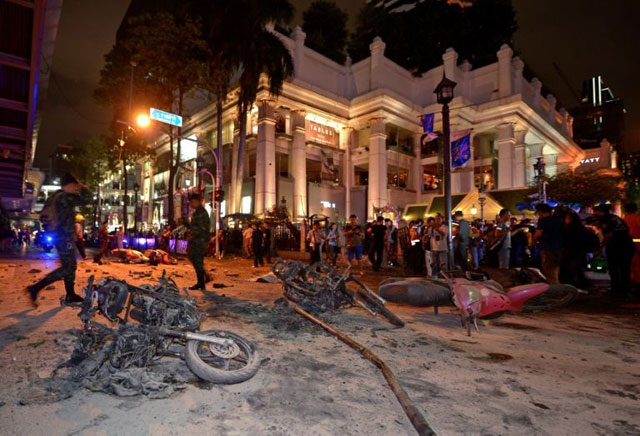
[
  {"x1": 570, "y1": 76, "x2": 625, "y2": 151},
  {"x1": 0, "y1": 0, "x2": 62, "y2": 217}
]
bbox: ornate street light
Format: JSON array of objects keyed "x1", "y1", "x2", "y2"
[
  {"x1": 434, "y1": 73, "x2": 457, "y2": 269},
  {"x1": 533, "y1": 157, "x2": 546, "y2": 203},
  {"x1": 478, "y1": 184, "x2": 487, "y2": 224}
]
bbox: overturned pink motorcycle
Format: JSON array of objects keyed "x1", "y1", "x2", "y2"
[
  {"x1": 379, "y1": 270, "x2": 582, "y2": 335},
  {"x1": 444, "y1": 270, "x2": 582, "y2": 335}
]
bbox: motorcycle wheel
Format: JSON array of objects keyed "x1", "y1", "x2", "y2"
[
  {"x1": 185, "y1": 330, "x2": 260, "y2": 384},
  {"x1": 521, "y1": 284, "x2": 578, "y2": 312}
]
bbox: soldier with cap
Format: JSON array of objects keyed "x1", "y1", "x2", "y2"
[
  {"x1": 187, "y1": 192, "x2": 210, "y2": 290},
  {"x1": 26, "y1": 173, "x2": 92, "y2": 306}
]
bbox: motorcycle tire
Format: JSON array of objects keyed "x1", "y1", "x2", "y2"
[
  {"x1": 185, "y1": 330, "x2": 260, "y2": 384},
  {"x1": 521, "y1": 284, "x2": 578, "y2": 312},
  {"x1": 356, "y1": 290, "x2": 405, "y2": 327}
]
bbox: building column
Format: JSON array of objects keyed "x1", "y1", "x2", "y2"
[
  {"x1": 442, "y1": 47, "x2": 458, "y2": 82},
  {"x1": 497, "y1": 44, "x2": 513, "y2": 98},
  {"x1": 514, "y1": 130, "x2": 527, "y2": 188},
  {"x1": 526, "y1": 143, "x2": 544, "y2": 185},
  {"x1": 341, "y1": 127, "x2": 354, "y2": 218},
  {"x1": 291, "y1": 26, "x2": 306, "y2": 78},
  {"x1": 291, "y1": 110, "x2": 307, "y2": 221},
  {"x1": 256, "y1": 99, "x2": 276, "y2": 214},
  {"x1": 369, "y1": 37, "x2": 386, "y2": 89},
  {"x1": 546, "y1": 94, "x2": 557, "y2": 123},
  {"x1": 496, "y1": 123, "x2": 515, "y2": 190},
  {"x1": 512, "y1": 56, "x2": 524, "y2": 94},
  {"x1": 368, "y1": 117, "x2": 387, "y2": 219},
  {"x1": 230, "y1": 122, "x2": 240, "y2": 214},
  {"x1": 531, "y1": 78, "x2": 542, "y2": 108},
  {"x1": 412, "y1": 134, "x2": 422, "y2": 203}
]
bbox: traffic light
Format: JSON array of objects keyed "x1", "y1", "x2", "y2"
[{"x1": 214, "y1": 189, "x2": 224, "y2": 202}]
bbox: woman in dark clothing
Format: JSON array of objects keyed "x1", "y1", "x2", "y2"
[{"x1": 560, "y1": 211, "x2": 590, "y2": 288}]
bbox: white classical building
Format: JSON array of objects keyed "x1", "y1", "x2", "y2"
[{"x1": 140, "y1": 27, "x2": 590, "y2": 228}]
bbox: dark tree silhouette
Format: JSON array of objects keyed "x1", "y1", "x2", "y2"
[
  {"x1": 349, "y1": 0, "x2": 517, "y2": 76},
  {"x1": 303, "y1": 1, "x2": 349, "y2": 64}
]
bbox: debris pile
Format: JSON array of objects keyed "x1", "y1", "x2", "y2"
[
  {"x1": 38, "y1": 275, "x2": 204, "y2": 399},
  {"x1": 272, "y1": 260, "x2": 404, "y2": 327},
  {"x1": 272, "y1": 260, "x2": 353, "y2": 311}
]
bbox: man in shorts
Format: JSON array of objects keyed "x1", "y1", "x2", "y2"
[{"x1": 344, "y1": 214, "x2": 364, "y2": 275}]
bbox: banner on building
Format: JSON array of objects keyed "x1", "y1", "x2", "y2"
[
  {"x1": 451, "y1": 130, "x2": 472, "y2": 168},
  {"x1": 420, "y1": 113, "x2": 438, "y2": 145},
  {"x1": 320, "y1": 149, "x2": 336, "y2": 180}
]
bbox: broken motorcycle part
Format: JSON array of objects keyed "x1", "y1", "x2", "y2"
[
  {"x1": 272, "y1": 260, "x2": 404, "y2": 327},
  {"x1": 61, "y1": 273, "x2": 260, "y2": 391}
]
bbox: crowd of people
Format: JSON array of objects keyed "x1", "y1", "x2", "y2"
[
  {"x1": 273, "y1": 203, "x2": 639, "y2": 296},
  {"x1": 5, "y1": 171, "x2": 639, "y2": 305}
]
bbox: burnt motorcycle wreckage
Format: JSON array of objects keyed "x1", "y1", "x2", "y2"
[
  {"x1": 272, "y1": 260, "x2": 404, "y2": 327},
  {"x1": 60, "y1": 272, "x2": 259, "y2": 396}
]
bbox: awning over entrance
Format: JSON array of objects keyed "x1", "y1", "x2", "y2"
[
  {"x1": 403, "y1": 204, "x2": 429, "y2": 221},
  {"x1": 402, "y1": 187, "x2": 536, "y2": 222}
]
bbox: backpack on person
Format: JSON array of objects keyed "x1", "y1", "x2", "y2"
[{"x1": 39, "y1": 191, "x2": 63, "y2": 231}]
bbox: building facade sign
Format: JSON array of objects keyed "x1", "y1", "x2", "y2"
[
  {"x1": 306, "y1": 120, "x2": 338, "y2": 147},
  {"x1": 580, "y1": 157, "x2": 600, "y2": 165}
]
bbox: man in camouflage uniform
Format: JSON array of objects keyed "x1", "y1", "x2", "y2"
[
  {"x1": 27, "y1": 173, "x2": 92, "y2": 306},
  {"x1": 187, "y1": 193, "x2": 210, "y2": 290}
]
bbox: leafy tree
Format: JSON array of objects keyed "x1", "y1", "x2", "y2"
[
  {"x1": 59, "y1": 136, "x2": 112, "y2": 226},
  {"x1": 65, "y1": 136, "x2": 112, "y2": 192},
  {"x1": 349, "y1": 0, "x2": 517, "y2": 76},
  {"x1": 96, "y1": 12, "x2": 208, "y2": 227},
  {"x1": 545, "y1": 171, "x2": 624, "y2": 208},
  {"x1": 303, "y1": 1, "x2": 349, "y2": 64}
]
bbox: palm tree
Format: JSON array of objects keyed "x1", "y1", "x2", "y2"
[{"x1": 205, "y1": 0, "x2": 294, "y2": 213}]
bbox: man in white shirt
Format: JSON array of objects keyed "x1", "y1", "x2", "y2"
[{"x1": 242, "y1": 224, "x2": 254, "y2": 258}]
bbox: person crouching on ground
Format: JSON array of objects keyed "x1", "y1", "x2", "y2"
[
  {"x1": 27, "y1": 173, "x2": 92, "y2": 306},
  {"x1": 187, "y1": 193, "x2": 210, "y2": 290}
]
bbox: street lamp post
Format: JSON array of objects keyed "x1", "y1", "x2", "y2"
[
  {"x1": 133, "y1": 182, "x2": 140, "y2": 236},
  {"x1": 434, "y1": 74, "x2": 457, "y2": 269},
  {"x1": 478, "y1": 184, "x2": 487, "y2": 223},
  {"x1": 533, "y1": 158, "x2": 546, "y2": 203}
]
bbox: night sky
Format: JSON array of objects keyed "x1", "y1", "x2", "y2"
[{"x1": 34, "y1": 0, "x2": 640, "y2": 169}]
